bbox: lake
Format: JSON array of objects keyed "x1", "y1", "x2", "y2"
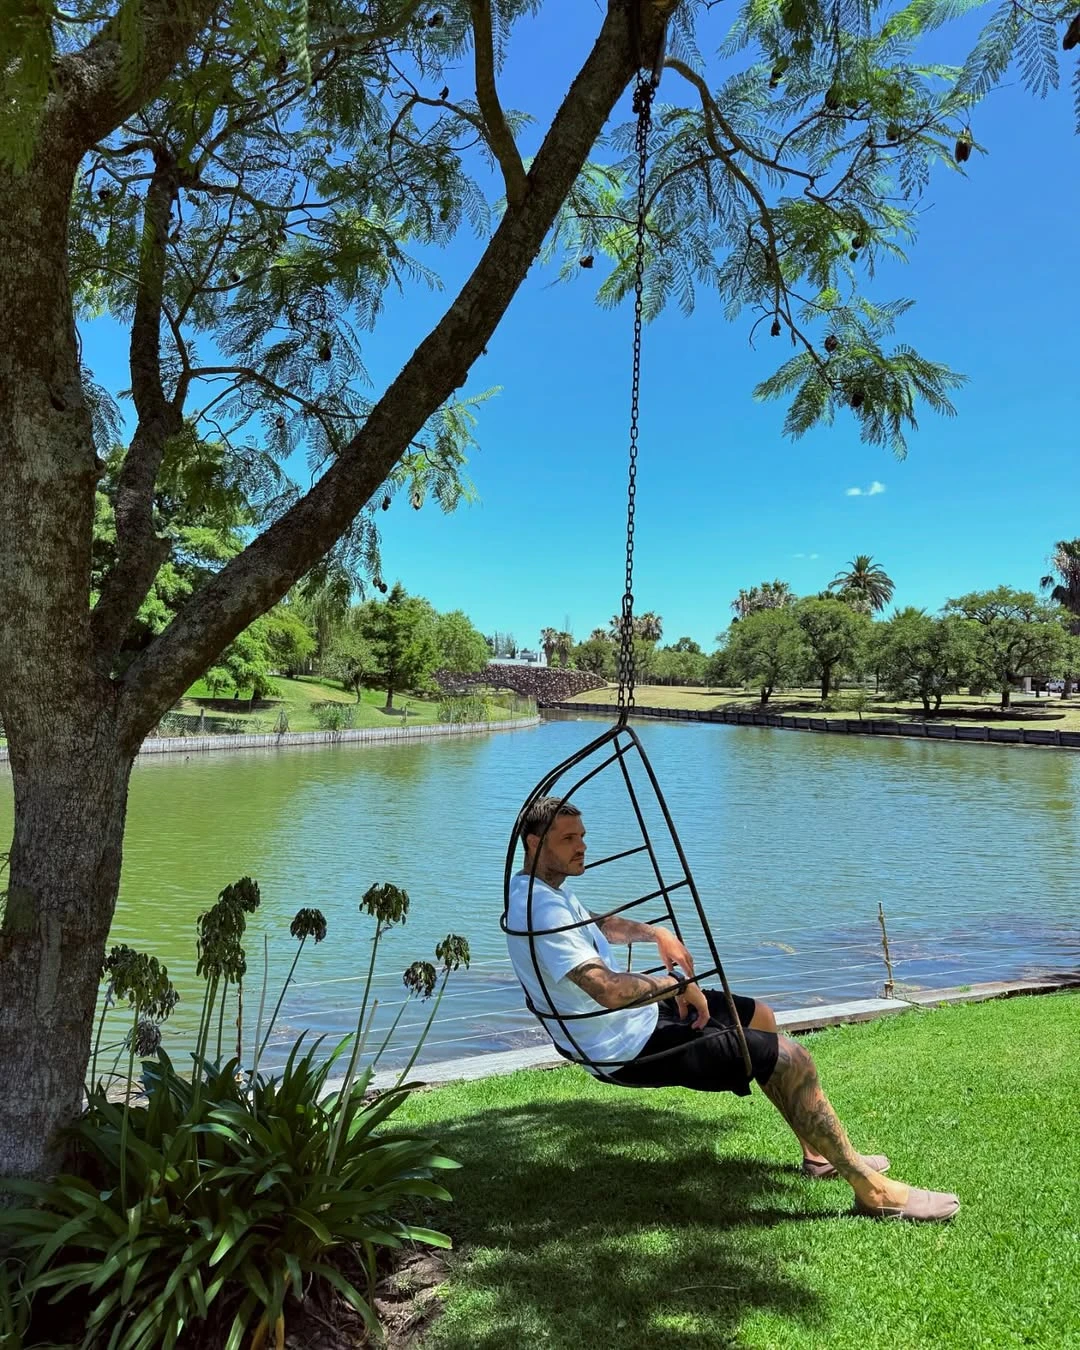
[{"x1": 4, "y1": 715, "x2": 1078, "y2": 1073}]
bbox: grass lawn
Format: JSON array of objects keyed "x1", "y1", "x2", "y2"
[
  {"x1": 565, "y1": 683, "x2": 1080, "y2": 734},
  {"x1": 177, "y1": 675, "x2": 526, "y2": 733},
  {"x1": 401, "y1": 993, "x2": 1080, "y2": 1349}
]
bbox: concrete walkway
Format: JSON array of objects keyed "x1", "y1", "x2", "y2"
[{"x1": 352, "y1": 975, "x2": 1076, "y2": 1094}]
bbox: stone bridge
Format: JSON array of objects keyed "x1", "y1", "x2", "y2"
[{"x1": 435, "y1": 663, "x2": 606, "y2": 705}]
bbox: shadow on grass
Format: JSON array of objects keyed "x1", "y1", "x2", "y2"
[{"x1": 419, "y1": 1095, "x2": 825, "y2": 1349}]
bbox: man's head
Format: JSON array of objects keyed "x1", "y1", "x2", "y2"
[{"x1": 520, "y1": 796, "x2": 586, "y2": 881}]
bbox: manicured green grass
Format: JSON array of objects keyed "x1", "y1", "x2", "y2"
[
  {"x1": 567, "y1": 683, "x2": 1080, "y2": 733},
  {"x1": 401, "y1": 994, "x2": 1080, "y2": 1349},
  {"x1": 177, "y1": 675, "x2": 525, "y2": 732}
]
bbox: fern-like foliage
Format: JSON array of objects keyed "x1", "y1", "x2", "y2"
[{"x1": 545, "y1": 0, "x2": 1080, "y2": 452}]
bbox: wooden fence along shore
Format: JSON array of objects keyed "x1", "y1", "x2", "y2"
[
  {"x1": 0, "y1": 715, "x2": 542, "y2": 763},
  {"x1": 547, "y1": 702, "x2": 1080, "y2": 748}
]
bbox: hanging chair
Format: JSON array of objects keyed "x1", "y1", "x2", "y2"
[{"x1": 501, "y1": 59, "x2": 754, "y2": 1087}]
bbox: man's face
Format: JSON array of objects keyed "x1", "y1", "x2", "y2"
[{"x1": 529, "y1": 812, "x2": 587, "y2": 877}]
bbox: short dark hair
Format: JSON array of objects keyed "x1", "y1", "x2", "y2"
[{"x1": 520, "y1": 796, "x2": 581, "y2": 856}]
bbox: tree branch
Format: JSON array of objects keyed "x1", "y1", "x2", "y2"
[
  {"x1": 468, "y1": 0, "x2": 528, "y2": 208},
  {"x1": 118, "y1": 0, "x2": 677, "y2": 745},
  {"x1": 91, "y1": 148, "x2": 183, "y2": 665},
  {"x1": 49, "y1": 0, "x2": 221, "y2": 159}
]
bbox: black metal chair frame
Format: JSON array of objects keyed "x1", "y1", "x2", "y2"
[{"x1": 501, "y1": 716, "x2": 755, "y2": 1084}]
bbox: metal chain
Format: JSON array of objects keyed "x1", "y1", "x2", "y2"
[{"x1": 617, "y1": 73, "x2": 655, "y2": 718}]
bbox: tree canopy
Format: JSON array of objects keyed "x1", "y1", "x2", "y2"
[{"x1": 944, "y1": 587, "x2": 1066, "y2": 708}]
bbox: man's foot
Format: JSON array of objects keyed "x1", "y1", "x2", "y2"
[
  {"x1": 853, "y1": 1185, "x2": 960, "y2": 1223},
  {"x1": 802, "y1": 1153, "x2": 890, "y2": 1180}
]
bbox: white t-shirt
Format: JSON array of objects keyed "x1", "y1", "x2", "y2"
[{"x1": 505, "y1": 871, "x2": 657, "y2": 1074}]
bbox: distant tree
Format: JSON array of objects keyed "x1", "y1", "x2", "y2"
[
  {"x1": 263, "y1": 607, "x2": 317, "y2": 678},
  {"x1": 1041, "y1": 539, "x2": 1080, "y2": 697},
  {"x1": 217, "y1": 620, "x2": 280, "y2": 703},
  {"x1": 944, "y1": 588, "x2": 1066, "y2": 709},
  {"x1": 703, "y1": 649, "x2": 730, "y2": 688},
  {"x1": 540, "y1": 627, "x2": 559, "y2": 666},
  {"x1": 669, "y1": 636, "x2": 703, "y2": 653},
  {"x1": 324, "y1": 628, "x2": 377, "y2": 702},
  {"x1": 296, "y1": 560, "x2": 355, "y2": 670},
  {"x1": 795, "y1": 597, "x2": 871, "y2": 701},
  {"x1": 357, "y1": 584, "x2": 440, "y2": 710},
  {"x1": 829, "y1": 555, "x2": 895, "y2": 613},
  {"x1": 730, "y1": 580, "x2": 795, "y2": 620},
  {"x1": 572, "y1": 635, "x2": 615, "y2": 678},
  {"x1": 609, "y1": 612, "x2": 663, "y2": 642},
  {"x1": 873, "y1": 608, "x2": 974, "y2": 713},
  {"x1": 723, "y1": 609, "x2": 808, "y2": 705},
  {"x1": 436, "y1": 610, "x2": 490, "y2": 674},
  {"x1": 654, "y1": 645, "x2": 708, "y2": 686},
  {"x1": 555, "y1": 631, "x2": 575, "y2": 667}
]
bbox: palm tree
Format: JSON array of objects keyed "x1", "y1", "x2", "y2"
[
  {"x1": 539, "y1": 627, "x2": 558, "y2": 666},
  {"x1": 555, "y1": 631, "x2": 574, "y2": 667},
  {"x1": 608, "y1": 612, "x2": 662, "y2": 643},
  {"x1": 1041, "y1": 538, "x2": 1080, "y2": 697},
  {"x1": 829, "y1": 555, "x2": 895, "y2": 613},
  {"x1": 730, "y1": 580, "x2": 794, "y2": 619}
]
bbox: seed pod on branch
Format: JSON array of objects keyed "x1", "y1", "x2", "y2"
[
  {"x1": 954, "y1": 131, "x2": 972, "y2": 164},
  {"x1": 770, "y1": 318, "x2": 781, "y2": 337},
  {"x1": 1063, "y1": 14, "x2": 1080, "y2": 49},
  {"x1": 824, "y1": 334, "x2": 839, "y2": 354}
]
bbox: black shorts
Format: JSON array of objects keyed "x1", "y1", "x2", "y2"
[{"x1": 608, "y1": 990, "x2": 779, "y2": 1097}]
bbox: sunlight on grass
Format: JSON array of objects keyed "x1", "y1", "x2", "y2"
[{"x1": 401, "y1": 994, "x2": 1080, "y2": 1349}]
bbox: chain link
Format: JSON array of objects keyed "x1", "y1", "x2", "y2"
[{"x1": 617, "y1": 73, "x2": 655, "y2": 717}]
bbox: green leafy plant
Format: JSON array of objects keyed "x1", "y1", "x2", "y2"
[
  {"x1": 0, "y1": 1258, "x2": 30, "y2": 1349},
  {"x1": 312, "y1": 700, "x2": 356, "y2": 731},
  {"x1": 4, "y1": 882, "x2": 470, "y2": 1349},
  {"x1": 437, "y1": 693, "x2": 491, "y2": 724}
]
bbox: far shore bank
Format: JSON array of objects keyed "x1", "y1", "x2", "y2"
[
  {"x1": 549, "y1": 698, "x2": 1080, "y2": 750},
  {"x1": 0, "y1": 714, "x2": 541, "y2": 765}
]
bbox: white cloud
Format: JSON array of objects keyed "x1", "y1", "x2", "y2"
[
  {"x1": 845, "y1": 486, "x2": 863, "y2": 496},
  {"x1": 793, "y1": 551, "x2": 821, "y2": 560},
  {"x1": 868, "y1": 480, "x2": 886, "y2": 496},
  {"x1": 845, "y1": 482, "x2": 886, "y2": 498},
  {"x1": 809, "y1": 552, "x2": 820, "y2": 560}
]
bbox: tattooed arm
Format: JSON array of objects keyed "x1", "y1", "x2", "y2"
[
  {"x1": 592, "y1": 913, "x2": 696, "y2": 979},
  {"x1": 567, "y1": 960, "x2": 709, "y2": 1028}
]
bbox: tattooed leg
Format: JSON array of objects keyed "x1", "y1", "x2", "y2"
[
  {"x1": 749, "y1": 1002, "x2": 826, "y2": 1164},
  {"x1": 761, "y1": 1035, "x2": 912, "y2": 1206}
]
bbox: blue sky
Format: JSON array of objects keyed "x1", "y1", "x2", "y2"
[{"x1": 84, "y1": 1, "x2": 1080, "y2": 653}]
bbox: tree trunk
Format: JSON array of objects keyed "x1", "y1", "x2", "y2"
[
  {"x1": 0, "y1": 724, "x2": 134, "y2": 1182},
  {"x1": 760, "y1": 686, "x2": 770, "y2": 706},
  {"x1": 385, "y1": 687, "x2": 394, "y2": 710},
  {"x1": 0, "y1": 148, "x2": 137, "y2": 1183},
  {"x1": 820, "y1": 665, "x2": 831, "y2": 701},
  {"x1": 1001, "y1": 685, "x2": 1011, "y2": 709}
]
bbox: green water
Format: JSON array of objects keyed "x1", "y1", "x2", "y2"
[{"x1": 3, "y1": 717, "x2": 1077, "y2": 1070}]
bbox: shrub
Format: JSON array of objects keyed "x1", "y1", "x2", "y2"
[
  {"x1": 6, "y1": 879, "x2": 471, "y2": 1349},
  {"x1": 312, "y1": 701, "x2": 356, "y2": 731},
  {"x1": 437, "y1": 693, "x2": 491, "y2": 723}
]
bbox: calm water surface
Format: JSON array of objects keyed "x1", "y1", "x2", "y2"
[{"x1": 4, "y1": 717, "x2": 1077, "y2": 1071}]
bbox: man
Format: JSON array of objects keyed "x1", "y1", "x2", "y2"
[{"x1": 505, "y1": 795, "x2": 959, "y2": 1223}]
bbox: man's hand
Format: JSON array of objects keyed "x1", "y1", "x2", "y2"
[
  {"x1": 676, "y1": 979, "x2": 710, "y2": 1031},
  {"x1": 655, "y1": 927, "x2": 695, "y2": 981}
]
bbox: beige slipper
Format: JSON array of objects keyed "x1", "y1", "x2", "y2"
[
  {"x1": 802, "y1": 1153, "x2": 890, "y2": 1180},
  {"x1": 853, "y1": 1186, "x2": 960, "y2": 1223}
]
